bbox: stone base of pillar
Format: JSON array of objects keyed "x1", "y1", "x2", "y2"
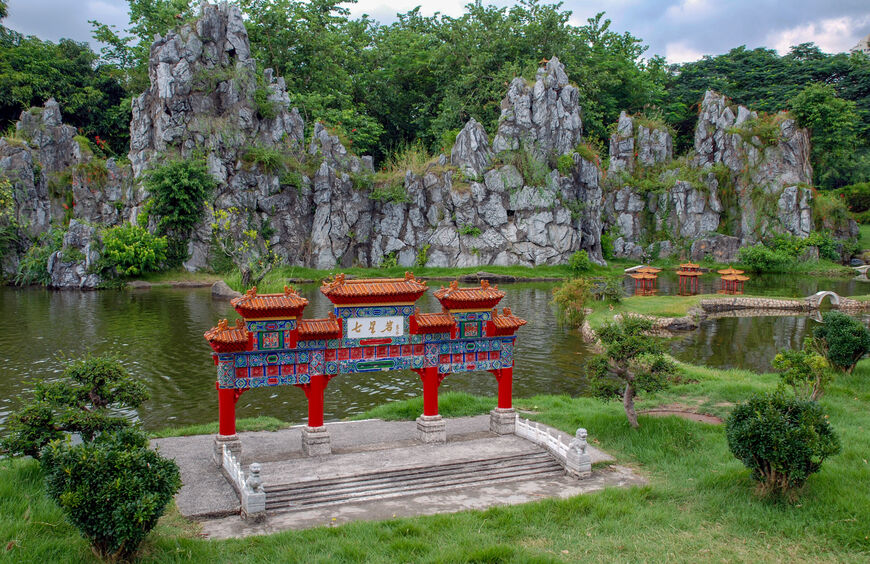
[
  {"x1": 416, "y1": 415, "x2": 446, "y2": 443},
  {"x1": 302, "y1": 426, "x2": 331, "y2": 456},
  {"x1": 213, "y1": 434, "x2": 242, "y2": 467},
  {"x1": 566, "y1": 452, "x2": 592, "y2": 479},
  {"x1": 489, "y1": 408, "x2": 516, "y2": 435}
]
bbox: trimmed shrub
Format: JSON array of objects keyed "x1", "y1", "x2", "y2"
[
  {"x1": 813, "y1": 311, "x2": 870, "y2": 373},
  {"x1": 0, "y1": 355, "x2": 148, "y2": 458},
  {"x1": 100, "y1": 223, "x2": 168, "y2": 277},
  {"x1": 41, "y1": 429, "x2": 181, "y2": 560},
  {"x1": 726, "y1": 392, "x2": 840, "y2": 496},
  {"x1": 568, "y1": 249, "x2": 592, "y2": 274}
]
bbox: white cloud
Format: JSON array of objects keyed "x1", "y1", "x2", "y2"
[
  {"x1": 766, "y1": 15, "x2": 870, "y2": 55},
  {"x1": 664, "y1": 0, "x2": 714, "y2": 21},
  {"x1": 664, "y1": 40, "x2": 705, "y2": 63}
]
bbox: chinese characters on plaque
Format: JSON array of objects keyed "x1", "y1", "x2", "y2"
[{"x1": 347, "y1": 316, "x2": 404, "y2": 338}]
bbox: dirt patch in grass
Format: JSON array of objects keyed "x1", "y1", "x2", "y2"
[{"x1": 641, "y1": 403, "x2": 723, "y2": 424}]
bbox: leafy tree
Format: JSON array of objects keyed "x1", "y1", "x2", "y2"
[
  {"x1": 210, "y1": 205, "x2": 280, "y2": 287},
  {"x1": 142, "y1": 158, "x2": 215, "y2": 265},
  {"x1": 0, "y1": 35, "x2": 128, "y2": 154},
  {"x1": 813, "y1": 311, "x2": 870, "y2": 373},
  {"x1": 587, "y1": 316, "x2": 677, "y2": 428},
  {"x1": 42, "y1": 428, "x2": 181, "y2": 560},
  {"x1": 772, "y1": 341, "x2": 832, "y2": 401},
  {"x1": 791, "y1": 83, "x2": 861, "y2": 189},
  {"x1": 551, "y1": 277, "x2": 592, "y2": 327},
  {"x1": 0, "y1": 355, "x2": 148, "y2": 457},
  {"x1": 726, "y1": 392, "x2": 840, "y2": 497}
]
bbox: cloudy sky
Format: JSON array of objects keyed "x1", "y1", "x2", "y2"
[{"x1": 3, "y1": 0, "x2": 870, "y2": 63}]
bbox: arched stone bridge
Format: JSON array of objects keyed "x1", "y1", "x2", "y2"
[{"x1": 806, "y1": 291, "x2": 841, "y2": 308}]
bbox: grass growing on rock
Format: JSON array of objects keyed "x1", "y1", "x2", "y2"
[{"x1": 3, "y1": 360, "x2": 869, "y2": 562}]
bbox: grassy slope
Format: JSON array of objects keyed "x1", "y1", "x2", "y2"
[
  {"x1": 3, "y1": 361, "x2": 869, "y2": 562},
  {"x1": 859, "y1": 224, "x2": 870, "y2": 250}
]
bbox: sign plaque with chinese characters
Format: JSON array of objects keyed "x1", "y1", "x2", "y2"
[{"x1": 347, "y1": 316, "x2": 404, "y2": 338}]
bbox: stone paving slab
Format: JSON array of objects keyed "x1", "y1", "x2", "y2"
[
  {"x1": 152, "y1": 414, "x2": 631, "y2": 532},
  {"x1": 202, "y1": 465, "x2": 644, "y2": 538}
]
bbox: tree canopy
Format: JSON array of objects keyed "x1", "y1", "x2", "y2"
[{"x1": 0, "y1": 0, "x2": 867, "y2": 186}]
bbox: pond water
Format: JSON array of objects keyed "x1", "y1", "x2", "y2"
[{"x1": 1, "y1": 273, "x2": 866, "y2": 430}]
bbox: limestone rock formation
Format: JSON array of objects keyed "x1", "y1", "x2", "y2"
[
  {"x1": 604, "y1": 90, "x2": 819, "y2": 259},
  {"x1": 47, "y1": 219, "x2": 102, "y2": 289},
  {"x1": 608, "y1": 111, "x2": 673, "y2": 173},
  {"x1": 450, "y1": 118, "x2": 492, "y2": 177},
  {"x1": 492, "y1": 57, "x2": 582, "y2": 156}
]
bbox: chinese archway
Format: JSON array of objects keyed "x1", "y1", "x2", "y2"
[{"x1": 204, "y1": 273, "x2": 526, "y2": 460}]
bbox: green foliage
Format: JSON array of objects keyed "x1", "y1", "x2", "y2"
[
  {"x1": 574, "y1": 141, "x2": 602, "y2": 167},
  {"x1": 380, "y1": 251, "x2": 398, "y2": 269},
  {"x1": 0, "y1": 354, "x2": 148, "y2": 457},
  {"x1": 458, "y1": 224, "x2": 481, "y2": 237},
  {"x1": 0, "y1": 176, "x2": 19, "y2": 260},
  {"x1": 591, "y1": 277, "x2": 624, "y2": 303},
  {"x1": 142, "y1": 158, "x2": 215, "y2": 264},
  {"x1": 41, "y1": 428, "x2": 181, "y2": 560},
  {"x1": 812, "y1": 191, "x2": 854, "y2": 235},
  {"x1": 772, "y1": 342, "x2": 832, "y2": 401},
  {"x1": 14, "y1": 226, "x2": 64, "y2": 285},
  {"x1": 837, "y1": 182, "x2": 870, "y2": 222},
  {"x1": 415, "y1": 243, "x2": 430, "y2": 268},
  {"x1": 568, "y1": 249, "x2": 592, "y2": 274},
  {"x1": 100, "y1": 222, "x2": 167, "y2": 276},
  {"x1": 765, "y1": 231, "x2": 840, "y2": 261},
  {"x1": 253, "y1": 86, "x2": 278, "y2": 120},
  {"x1": 556, "y1": 153, "x2": 574, "y2": 176},
  {"x1": 242, "y1": 145, "x2": 284, "y2": 174},
  {"x1": 737, "y1": 244, "x2": 792, "y2": 273},
  {"x1": 600, "y1": 226, "x2": 618, "y2": 260},
  {"x1": 813, "y1": 311, "x2": 870, "y2": 373},
  {"x1": 210, "y1": 205, "x2": 281, "y2": 288},
  {"x1": 551, "y1": 277, "x2": 592, "y2": 328},
  {"x1": 726, "y1": 392, "x2": 840, "y2": 496},
  {"x1": 370, "y1": 184, "x2": 411, "y2": 204},
  {"x1": 371, "y1": 141, "x2": 438, "y2": 198},
  {"x1": 500, "y1": 148, "x2": 550, "y2": 187},
  {"x1": 725, "y1": 113, "x2": 785, "y2": 147},
  {"x1": 791, "y1": 83, "x2": 862, "y2": 189},
  {"x1": 586, "y1": 316, "x2": 677, "y2": 427}
]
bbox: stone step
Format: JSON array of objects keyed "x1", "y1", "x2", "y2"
[
  {"x1": 265, "y1": 454, "x2": 557, "y2": 504},
  {"x1": 264, "y1": 452, "x2": 565, "y2": 513},
  {"x1": 265, "y1": 451, "x2": 549, "y2": 493}
]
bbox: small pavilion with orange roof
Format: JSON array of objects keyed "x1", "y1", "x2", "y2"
[
  {"x1": 717, "y1": 266, "x2": 749, "y2": 295},
  {"x1": 204, "y1": 273, "x2": 526, "y2": 459},
  {"x1": 628, "y1": 266, "x2": 660, "y2": 296},
  {"x1": 676, "y1": 262, "x2": 703, "y2": 295}
]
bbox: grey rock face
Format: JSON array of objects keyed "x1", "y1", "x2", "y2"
[
  {"x1": 492, "y1": 57, "x2": 582, "y2": 157},
  {"x1": 690, "y1": 234, "x2": 741, "y2": 263},
  {"x1": 450, "y1": 118, "x2": 493, "y2": 177},
  {"x1": 606, "y1": 89, "x2": 818, "y2": 259},
  {"x1": 608, "y1": 111, "x2": 672, "y2": 173},
  {"x1": 47, "y1": 220, "x2": 102, "y2": 289}
]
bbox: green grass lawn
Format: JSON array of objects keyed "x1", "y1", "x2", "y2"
[
  {"x1": 859, "y1": 223, "x2": 870, "y2": 251},
  {"x1": 3, "y1": 360, "x2": 869, "y2": 562}
]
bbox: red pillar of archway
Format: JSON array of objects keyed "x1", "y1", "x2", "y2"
[
  {"x1": 296, "y1": 375, "x2": 333, "y2": 428},
  {"x1": 491, "y1": 367, "x2": 513, "y2": 409},
  {"x1": 417, "y1": 366, "x2": 441, "y2": 416},
  {"x1": 218, "y1": 387, "x2": 247, "y2": 437}
]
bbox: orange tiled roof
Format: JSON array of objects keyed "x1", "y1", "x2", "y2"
[
  {"x1": 717, "y1": 266, "x2": 744, "y2": 275},
  {"x1": 489, "y1": 307, "x2": 527, "y2": 335},
  {"x1": 434, "y1": 280, "x2": 505, "y2": 310},
  {"x1": 231, "y1": 286, "x2": 309, "y2": 319},
  {"x1": 412, "y1": 308, "x2": 456, "y2": 334},
  {"x1": 675, "y1": 270, "x2": 702, "y2": 277},
  {"x1": 204, "y1": 318, "x2": 251, "y2": 352},
  {"x1": 629, "y1": 273, "x2": 657, "y2": 280},
  {"x1": 320, "y1": 272, "x2": 428, "y2": 305},
  {"x1": 298, "y1": 313, "x2": 342, "y2": 340}
]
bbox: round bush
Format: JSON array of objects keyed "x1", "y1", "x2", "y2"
[
  {"x1": 101, "y1": 223, "x2": 168, "y2": 276},
  {"x1": 41, "y1": 429, "x2": 181, "y2": 560},
  {"x1": 568, "y1": 249, "x2": 592, "y2": 274},
  {"x1": 726, "y1": 392, "x2": 840, "y2": 495},
  {"x1": 813, "y1": 311, "x2": 870, "y2": 373}
]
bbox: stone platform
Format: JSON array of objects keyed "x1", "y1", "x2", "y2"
[{"x1": 152, "y1": 415, "x2": 643, "y2": 538}]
